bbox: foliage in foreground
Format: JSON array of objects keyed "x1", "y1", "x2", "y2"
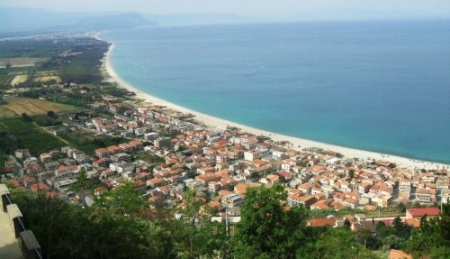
[{"x1": 6, "y1": 184, "x2": 383, "y2": 259}]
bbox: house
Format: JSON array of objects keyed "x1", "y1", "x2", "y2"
[
  {"x1": 375, "y1": 160, "x2": 395, "y2": 168},
  {"x1": 310, "y1": 200, "x2": 330, "y2": 210},
  {"x1": 111, "y1": 153, "x2": 132, "y2": 163},
  {"x1": 154, "y1": 137, "x2": 171, "y2": 148},
  {"x1": 54, "y1": 179, "x2": 78, "y2": 191},
  {"x1": 234, "y1": 183, "x2": 258, "y2": 195},
  {"x1": 197, "y1": 166, "x2": 215, "y2": 175},
  {"x1": 147, "y1": 178, "x2": 164, "y2": 188},
  {"x1": 107, "y1": 145, "x2": 121, "y2": 155},
  {"x1": 260, "y1": 174, "x2": 279, "y2": 184},
  {"x1": 222, "y1": 194, "x2": 243, "y2": 208},
  {"x1": 244, "y1": 150, "x2": 263, "y2": 161},
  {"x1": 278, "y1": 171, "x2": 292, "y2": 181},
  {"x1": 40, "y1": 153, "x2": 52, "y2": 163},
  {"x1": 23, "y1": 177, "x2": 37, "y2": 188},
  {"x1": 376, "y1": 194, "x2": 393, "y2": 208},
  {"x1": 415, "y1": 188, "x2": 437, "y2": 203},
  {"x1": 406, "y1": 208, "x2": 440, "y2": 219},
  {"x1": 95, "y1": 148, "x2": 110, "y2": 158},
  {"x1": 298, "y1": 182, "x2": 315, "y2": 194},
  {"x1": 30, "y1": 183, "x2": 48, "y2": 193},
  {"x1": 54, "y1": 165, "x2": 80, "y2": 178},
  {"x1": 398, "y1": 179, "x2": 412, "y2": 198},
  {"x1": 208, "y1": 181, "x2": 221, "y2": 193},
  {"x1": 118, "y1": 143, "x2": 133, "y2": 152},
  {"x1": 288, "y1": 194, "x2": 316, "y2": 208},
  {"x1": 134, "y1": 128, "x2": 145, "y2": 136},
  {"x1": 307, "y1": 218, "x2": 336, "y2": 227},
  {"x1": 129, "y1": 140, "x2": 143, "y2": 150},
  {"x1": 343, "y1": 198, "x2": 359, "y2": 209},
  {"x1": 15, "y1": 149, "x2": 30, "y2": 159},
  {"x1": 100, "y1": 168, "x2": 115, "y2": 178},
  {"x1": 195, "y1": 173, "x2": 221, "y2": 185}
]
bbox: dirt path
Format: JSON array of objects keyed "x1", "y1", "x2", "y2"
[{"x1": 33, "y1": 122, "x2": 70, "y2": 145}]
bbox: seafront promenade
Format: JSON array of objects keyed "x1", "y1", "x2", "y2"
[{"x1": 0, "y1": 208, "x2": 23, "y2": 259}]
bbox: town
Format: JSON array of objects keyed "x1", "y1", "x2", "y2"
[{"x1": 2, "y1": 90, "x2": 447, "y2": 232}]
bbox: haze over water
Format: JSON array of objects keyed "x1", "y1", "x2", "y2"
[{"x1": 102, "y1": 20, "x2": 450, "y2": 164}]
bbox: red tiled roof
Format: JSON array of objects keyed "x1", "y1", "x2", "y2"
[
  {"x1": 307, "y1": 218, "x2": 336, "y2": 227},
  {"x1": 407, "y1": 207, "x2": 440, "y2": 217}
]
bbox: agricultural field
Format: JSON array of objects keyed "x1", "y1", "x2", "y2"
[
  {"x1": 0, "y1": 74, "x2": 15, "y2": 85},
  {"x1": 0, "y1": 97, "x2": 79, "y2": 118},
  {"x1": 0, "y1": 118, "x2": 67, "y2": 160},
  {"x1": 0, "y1": 106, "x2": 19, "y2": 118},
  {"x1": 10, "y1": 75, "x2": 28, "y2": 86},
  {"x1": 0, "y1": 67, "x2": 32, "y2": 86},
  {"x1": 33, "y1": 76, "x2": 61, "y2": 83},
  {"x1": 0, "y1": 57, "x2": 49, "y2": 66}
]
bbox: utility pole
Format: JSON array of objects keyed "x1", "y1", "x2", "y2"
[{"x1": 226, "y1": 206, "x2": 229, "y2": 237}]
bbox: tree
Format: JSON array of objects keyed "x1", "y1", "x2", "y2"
[
  {"x1": 392, "y1": 216, "x2": 412, "y2": 240},
  {"x1": 299, "y1": 227, "x2": 379, "y2": 259},
  {"x1": 47, "y1": 110, "x2": 57, "y2": 119},
  {"x1": 396, "y1": 202, "x2": 406, "y2": 213},
  {"x1": 382, "y1": 234, "x2": 402, "y2": 250},
  {"x1": 250, "y1": 172, "x2": 260, "y2": 181},
  {"x1": 234, "y1": 184, "x2": 309, "y2": 259},
  {"x1": 344, "y1": 218, "x2": 351, "y2": 230},
  {"x1": 93, "y1": 183, "x2": 147, "y2": 217},
  {"x1": 348, "y1": 169, "x2": 355, "y2": 179},
  {"x1": 5, "y1": 62, "x2": 12, "y2": 69},
  {"x1": 21, "y1": 112, "x2": 32, "y2": 122}
]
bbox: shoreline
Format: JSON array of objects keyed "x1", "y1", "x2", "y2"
[{"x1": 102, "y1": 40, "x2": 448, "y2": 170}]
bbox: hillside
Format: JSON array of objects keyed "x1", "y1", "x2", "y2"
[{"x1": 0, "y1": 8, "x2": 155, "y2": 35}]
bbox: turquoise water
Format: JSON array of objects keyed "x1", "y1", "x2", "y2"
[{"x1": 102, "y1": 20, "x2": 450, "y2": 164}]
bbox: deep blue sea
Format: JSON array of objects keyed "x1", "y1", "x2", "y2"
[{"x1": 102, "y1": 20, "x2": 450, "y2": 164}]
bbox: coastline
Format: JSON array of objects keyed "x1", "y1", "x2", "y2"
[{"x1": 102, "y1": 41, "x2": 448, "y2": 170}]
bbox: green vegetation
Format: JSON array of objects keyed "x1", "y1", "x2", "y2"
[
  {"x1": 5, "y1": 183, "x2": 383, "y2": 259},
  {"x1": 59, "y1": 41, "x2": 109, "y2": 83},
  {"x1": 57, "y1": 128, "x2": 128, "y2": 156},
  {"x1": 134, "y1": 152, "x2": 165, "y2": 164},
  {"x1": 69, "y1": 170, "x2": 105, "y2": 192},
  {"x1": 0, "y1": 39, "x2": 73, "y2": 59},
  {"x1": 0, "y1": 66, "x2": 33, "y2": 88},
  {"x1": 0, "y1": 117, "x2": 66, "y2": 158},
  {"x1": 0, "y1": 37, "x2": 109, "y2": 90}
]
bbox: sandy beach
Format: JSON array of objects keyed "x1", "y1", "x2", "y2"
[{"x1": 103, "y1": 43, "x2": 448, "y2": 171}]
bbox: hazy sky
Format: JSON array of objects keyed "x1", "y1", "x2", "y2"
[{"x1": 2, "y1": 0, "x2": 450, "y2": 20}]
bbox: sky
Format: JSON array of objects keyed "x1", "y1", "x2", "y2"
[{"x1": 2, "y1": 0, "x2": 450, "y2": 20}]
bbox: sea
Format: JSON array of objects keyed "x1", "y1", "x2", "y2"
[{"x1": 101, "y1": 20, "x2": 450, "y2": 164}]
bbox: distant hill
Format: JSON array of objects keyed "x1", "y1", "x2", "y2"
[{"x1": 0, "y1": 7, "x2": 155, "y2": 34}]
